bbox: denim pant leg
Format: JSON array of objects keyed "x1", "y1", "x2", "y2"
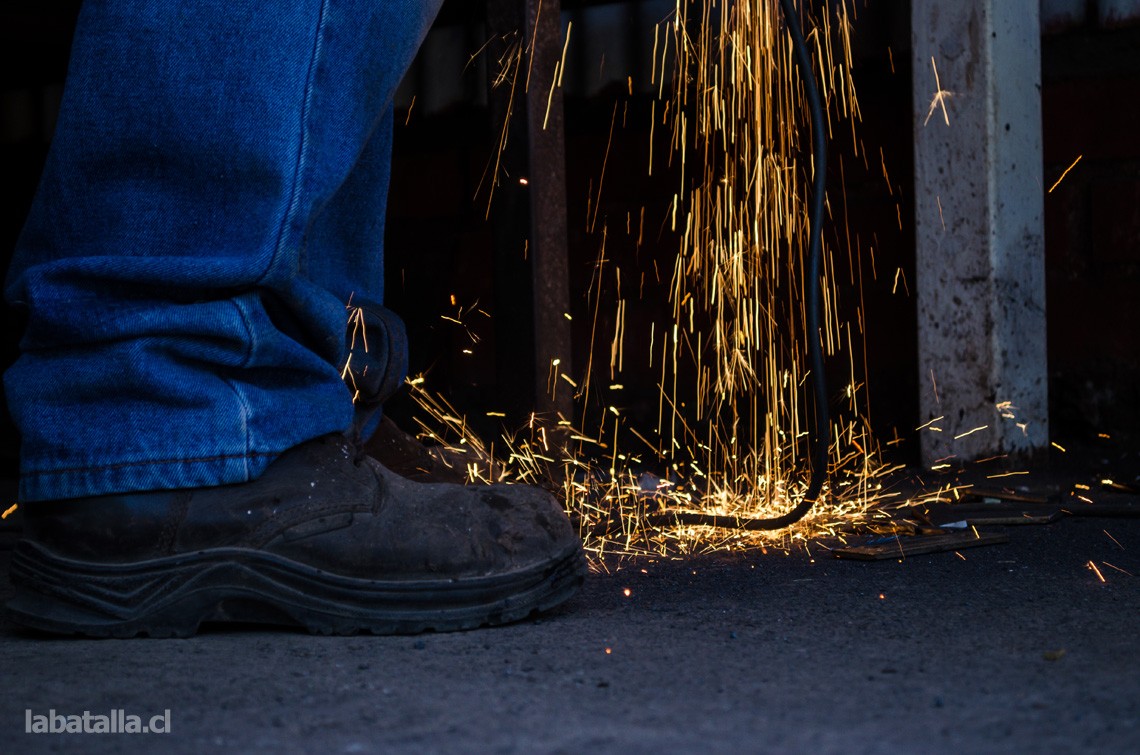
[{"x1": 4, "y1": 0, "x2": 443, "y2": 502}]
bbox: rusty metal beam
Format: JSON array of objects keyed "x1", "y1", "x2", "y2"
[
  {"x1": 523, "y1": 0, "x2": 573, "y2": 425},
  {"x1": 485, "y1": 0, "x2": 573, "y2": 431}
]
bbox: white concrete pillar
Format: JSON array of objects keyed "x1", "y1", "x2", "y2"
[{"x1": 912, "y1": 0, "x2": 1048, "y2": 466}]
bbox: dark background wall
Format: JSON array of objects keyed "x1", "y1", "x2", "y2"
[
  {"x1": 2, "y1": 1, "x2": 1137, "y2": 476},
  {"x1": 1041, "y1": 21, "x2": 1140, "y2": 442}
]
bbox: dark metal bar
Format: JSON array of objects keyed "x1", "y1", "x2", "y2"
[
  {"x1": 523, "y1": 0, "x2": 574, "y2": 426},
  {"x1": 484, "y1": 0, "x2": 573, "y2": 433}
]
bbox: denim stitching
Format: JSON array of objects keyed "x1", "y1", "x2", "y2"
[
  {"x1": 23, "y1": 451, "x2": 280, "y2": 478},
  {"x1": 257, "y1": 0, "x2": 331, "y2": 289},
  {"x1": 224, "y1": 294, "x2": 259, "y2": 477}
]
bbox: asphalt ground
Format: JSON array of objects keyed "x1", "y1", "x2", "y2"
[{"x1": 0, "y1": 498, "x2": 1136, "y2": 754}]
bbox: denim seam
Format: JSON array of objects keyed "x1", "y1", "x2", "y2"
[
  {"x1": 223, "y1": 295, "x2": 260, "y2": 478},
  {"x1": 21, "y1": 451, "x2": 280, "y2": 479},
  {"x1": 257, "y1": 0, "x2": 330, "y2": 290}
]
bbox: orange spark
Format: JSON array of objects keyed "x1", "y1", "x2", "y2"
[
  {"x1": 923, "y1": 57, "x2": 953, "y2": 126},
  {"x1": 1047, "y1": 155, "x2": 1082, "y2": 194}
]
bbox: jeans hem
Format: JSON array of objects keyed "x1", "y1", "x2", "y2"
[{"x1": 18, "y1": 450, "x2": 282, "y2": 503}]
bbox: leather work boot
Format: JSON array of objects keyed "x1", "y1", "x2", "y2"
[{"x1": 4, "y1": 433, "x2": 587, "y2": 637}]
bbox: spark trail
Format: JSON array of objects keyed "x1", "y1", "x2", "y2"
[{"x1": 409, "y1": 1, "x2": 938, "y2": 561}]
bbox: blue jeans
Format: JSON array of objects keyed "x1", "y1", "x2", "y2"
[{"x1": 5, "y1": 0, "x2": 443, "y2": 502}]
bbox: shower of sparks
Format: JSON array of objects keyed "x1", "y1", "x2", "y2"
[
  {"x1": 390, "y1": 0, "x2": 970, "y2": 564},
  {"x1": 393, "y1": 0, "x2": 1080, "y2": 567},
  {"x1": 342, "y1": 302, "x2": 370, "y2": 404},
  {"x1": 611, "y1": 0, "x2": 879, "y2": 534},
  {"x1": 476, "y1": 30, "x2": 526, "y2": 216}
]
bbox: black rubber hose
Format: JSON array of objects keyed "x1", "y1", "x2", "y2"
[
  {"x1": 656, "y1": 0, "x2": 828, "y2": 531},
  {"x1": 767, "y1": 0, "x2": 830, "y2": 527}
]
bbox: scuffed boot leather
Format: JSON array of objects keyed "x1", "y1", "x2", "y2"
[{"x1": 5, "y1": 433, "x2": 585, "y2": 637}]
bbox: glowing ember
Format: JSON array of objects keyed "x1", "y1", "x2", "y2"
[
  {"x1": 923, "y1": 56, "x2": 953, "y2": 127},
  {"x1": 1047, "y1": 154, "x2": 1082, "y2": 194}
]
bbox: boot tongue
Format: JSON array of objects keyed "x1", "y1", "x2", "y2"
[
  {"x1": 343, "y1": 299, "x2": 409, "y2": 441},
  {"x1": 341, "y1": 300, "x2": 469, "y2": 483}
]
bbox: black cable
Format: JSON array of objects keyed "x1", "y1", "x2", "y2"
[{"x1": 653, "y1": 0, "x2": 828, "y2": 532}]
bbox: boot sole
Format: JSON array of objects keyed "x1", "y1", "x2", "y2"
[{"x1": 4, "y1": 540, "x2": 586, "y2": 638}]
